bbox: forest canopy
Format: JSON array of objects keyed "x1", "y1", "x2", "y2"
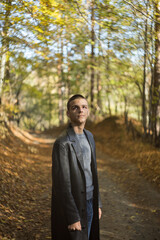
[{"x1": 0, "y1": 0, "x2": 160, "y2": 144}]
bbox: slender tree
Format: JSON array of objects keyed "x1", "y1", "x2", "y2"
[
  {"x1": 0, "y1": 0, "x2": 12, "y2": 105},
  {"x1": 90, "y1": 0, "x2": 95, "y2": 113},
  {"x1": 96, "y1": 25, "x2": 102, "y2": 112},
  {"x1": 142, "y1": 0, "x2": 149, "y2": 136},
  {"x1": 151, "y1": 0, "x2": 160, "y2": 145}
]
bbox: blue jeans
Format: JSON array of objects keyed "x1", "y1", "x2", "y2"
[{"x1": 86, "y1": 198, "x2": 93, "y2": 238}]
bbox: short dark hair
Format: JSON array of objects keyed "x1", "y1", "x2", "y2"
[{"x1": 67, "y1": 94, "x2": 86, "y2": 110}]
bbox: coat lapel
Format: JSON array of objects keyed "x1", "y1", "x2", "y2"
[
  {"x1": 66, "y1": 126, "x2": 85, "y2": 171},
  {"x1": 83, "y1": 129, "x2": 95, "y2": 162},
  {"x1": 67, "y1": 125, "x2": 96, "y2": 172}
]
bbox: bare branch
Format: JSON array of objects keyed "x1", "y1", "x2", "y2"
[
  {"x1": 123, "y1": 0, "x2": 160, "y2": 24},
  {"x1": 71, "y1": 1, "x2": 107, "y2": 57}
]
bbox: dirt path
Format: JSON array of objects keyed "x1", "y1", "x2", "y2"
[
  {"x1": 1, "y1": 131, "x2": 160, "y2": 240},
  {"x1": 98, "y1": 151, "x2": 160, "y2": 240}
]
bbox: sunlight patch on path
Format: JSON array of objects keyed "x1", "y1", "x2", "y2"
[
  {"x1": 122, "y1": 201, "x2": 160, "y2": 213},
  {"x1": 100, "y1": 230, "x2": 122, "y2": 239},
  {"x1": 9, "y1": 124, "x2": 54, "y2": 144}
]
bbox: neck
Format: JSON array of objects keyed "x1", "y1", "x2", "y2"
[{"x1": 71, "y1": 123, "x2": 85, "y2": 134}]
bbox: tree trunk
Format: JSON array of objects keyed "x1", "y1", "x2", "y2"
[
  {"x1": 97, "y1": 25, "x2": 102, "y2": 113},
  {"x1": 107, "y1": 96, "x2": 111, "y2": 116},
  {"x1": 124, "y1": 96, "x2": 127, "y2": 117},
  {"x1": 106, "y1": 35, "x2": 110, "y2": 116},
  {"x1": 148, "y1": 19, "x2": 154, "y2": 137},
  {"x1": 97, "y1": 68, "x2": 102, "y2": 111},
  {"x1": 66, "y1": 43, "x2": 71, "y2": 98},
  {"x1": 90, "y1": 0, "x2": 95, "y2": 113},
  {"x1": 152, "y1": 1, "x2": 160, "y2": 145},
  {"x1": 57, "y1": 36, "x2": 65, "y2": 125},
  {"x1": 0, "y1": 53, "x2": 6, "y2": 105},
  {"x1": 106, "y1": 36, "x2": 110, "y2": 81},
  {"x1": 0, "y1": 0, "x2": 12, "y2": 105},
  {"x1": 115, "y1": 101, "x2": 118, "y2": 115},
  {"x1": 142, "y1": 1, "x2": 148, "y2": 136}
]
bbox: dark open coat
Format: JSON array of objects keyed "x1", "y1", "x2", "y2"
[{"x1": 51, "y1": 125, "x2": 101, "y2": 240}]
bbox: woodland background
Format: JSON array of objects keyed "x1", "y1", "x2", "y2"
[
  {"x1": 0, "y1": 0, "x2": 160, "y2": 146},
  {"x1": 1, "y1": 1, "x2": 160, "y2": 239}
]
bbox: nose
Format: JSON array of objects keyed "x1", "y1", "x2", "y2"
[{"x1": 79, "y1": 107, "x2": 83, "y2": 112}]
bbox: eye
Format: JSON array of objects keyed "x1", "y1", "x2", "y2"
[
  {"x1": 72, "y1": 106, "x2": 78, "y2": 110},
  {"x1": 83, "y1": 105, "x2": 87, "y2": 109}
]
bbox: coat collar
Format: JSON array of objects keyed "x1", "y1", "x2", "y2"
[
  {"x1": 66, "y1": 124, "x2": 92, "y2": 145},
  {"x1": 67, "y1": 125, "x2": 84, "y2": 171},
  {"x1": 66, "y1": 124, "x2": 95, "y2": 172}
]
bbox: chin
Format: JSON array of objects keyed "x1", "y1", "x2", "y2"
[
  {"x1": 79, "y1": 120, "x2": 86, "y2": 124},
  {"x1": 75, "y1": 119, "x2": 86, "y2": 125}
]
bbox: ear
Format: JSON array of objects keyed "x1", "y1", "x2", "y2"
[
  {"x1": 67, "y1": 110, "x2": 70, "y2": 118},
  {"x1": 87, "y1": 109, "x2": 90, "y2": 117}
]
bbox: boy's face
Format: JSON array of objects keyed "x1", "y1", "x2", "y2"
[{"x1": 67, "y1": 98, "x2": 89, "y2": 125}]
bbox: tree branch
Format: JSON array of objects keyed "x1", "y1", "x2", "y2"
[{"x1": 123, "y1": 0, "x2": 160, "y2": 24}]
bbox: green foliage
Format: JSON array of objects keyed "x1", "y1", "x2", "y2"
[{"x1": 0, "y1": 0, "x2": 158, "y2": 129}]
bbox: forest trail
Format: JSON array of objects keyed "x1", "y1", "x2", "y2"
[
  {"x1": 98, "y1": 151, "x2": 160, "y2": 240},
  {"x1": 0, "y1": 125, "x2": 160, "y2": 240}
]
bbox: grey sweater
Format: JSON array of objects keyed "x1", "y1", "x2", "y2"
[{"x1": 76, "y1": 132, "x2": 94, "y2": 200}]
